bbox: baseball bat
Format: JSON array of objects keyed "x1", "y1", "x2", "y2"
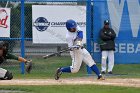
[{"x1": 43, "y1": 48, "x2": 70, "y2": 59}]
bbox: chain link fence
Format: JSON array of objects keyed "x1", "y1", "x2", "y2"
[
  {"x1": 1, "y1": 0, "x2": 139, "y2": 78},
  {"x1": 0, "y1": 0, "x2": 21, "y2": 74},
  {"x1": 0, "y1": 0, "x2": 88, "y2": 77}
]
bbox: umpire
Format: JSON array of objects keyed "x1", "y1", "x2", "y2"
[
  {"x1": 0, "y1": 41, "x2": 32, "y2": 80},
  {"x1": 99, "y1": 20, "x2": 116, "y2": 74}
]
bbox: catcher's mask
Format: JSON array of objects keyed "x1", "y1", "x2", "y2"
[
  {"x1": 0, "y1": 41, "x2": 4, "y2": 49},
  {"x1": 0, "y1": 41, "x2": 9, "y2": 49}
]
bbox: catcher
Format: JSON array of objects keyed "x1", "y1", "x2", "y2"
[{"x1": 0, "y1": 41, "x2": 32, "y2": 80}]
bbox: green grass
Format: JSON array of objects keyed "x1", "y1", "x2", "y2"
[
  {"x1": 12, "y1": 56, "x2": 87, "y2": 79},
  {"x1": 2, "y1": 56, "x2": 140, "y2": 79},
  {"x1": 0, "y1": 57, "x2": 140, "y2": 92},
  {"x1": 0, "y1": 85, "x2": 140, "y2": 93}
]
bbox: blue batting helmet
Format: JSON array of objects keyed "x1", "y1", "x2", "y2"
[{"x1": 66, "y1": 19, "x2": 77, "y2": 30}]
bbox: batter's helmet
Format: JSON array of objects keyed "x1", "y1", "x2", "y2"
[{"x1": 66, "y1": 19, "x2": 77, "y2": 30}]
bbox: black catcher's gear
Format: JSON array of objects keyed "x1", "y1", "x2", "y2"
[{"x1": 0, "y1": 70, "x2": 13, "y2": 80}]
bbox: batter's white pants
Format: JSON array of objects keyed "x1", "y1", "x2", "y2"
[
  {"x1": 101, "y1": 50, "x2": 114, "y2": 72},
  {"x1": 70, "y1": 48, "x2": 96, "y2": 73}
]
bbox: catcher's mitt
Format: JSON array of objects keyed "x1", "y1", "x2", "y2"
[{"x1": 25, "y1": 60, "x2": 32, "y2": 73}]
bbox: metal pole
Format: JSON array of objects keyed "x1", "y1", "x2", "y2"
[
  {"x1": 20, "y1": 0, "x2": 25, "y2": 74},
  {"x1": 86, "y1": 0, "x2": 92, "y2": 74},
  {"x1": 5, "y1": 1, "x2": 9, "y2": 8}
]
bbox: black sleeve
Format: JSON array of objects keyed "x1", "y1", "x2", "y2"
[
  {"x1": 110, "y1": 28, "x2": 116, "y2": 40},
  {"x1": 6, "y1": 53, "x2": 18, "y2": 60},
  {"x1": 100, "y1": 29, "x2": 111, "y2": 41}
]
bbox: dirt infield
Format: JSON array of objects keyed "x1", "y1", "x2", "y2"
[{"x1": 0, "y1": 77, "x2": 140, "y2": 88}]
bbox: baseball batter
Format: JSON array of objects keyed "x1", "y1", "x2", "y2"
[{"x1": 55, "y1": 19, "x2": 104, "y2": 80}]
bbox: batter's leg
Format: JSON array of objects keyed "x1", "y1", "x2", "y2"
[
  {"x1": 82, "y1": 49, "x2": 102, "y2": 78},
  {"x1": 55, "y1": 49, "x2": 83, "y2": 80},
  {"x1": 61, "y1": 49, "x2": 83, "y2": 73}
]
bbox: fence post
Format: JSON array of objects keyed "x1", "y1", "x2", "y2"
[
  {"x1": 20, "y1": 0, "x2": 25, "y2": 74},
  {"x1": 86, "y1": 0, "x2": 92, "y2": 74}
]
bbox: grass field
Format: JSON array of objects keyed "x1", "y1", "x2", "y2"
[
  {"x1": 8, "y1": 56, "x2": 140, "y2": 79},
  {"x1": 0, "y1": 56, "x2": 140, "y2": 92},
  {"x1": 0, "y1": 85, "x2": 140, "y2": 93}
]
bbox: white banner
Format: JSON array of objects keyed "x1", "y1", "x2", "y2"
[
  {"x1": 32, "y1": 5, "x2": 86, "y2": 44},
  {"x1": 0, "y1": 8, "x2": 10, "y2": 37}
]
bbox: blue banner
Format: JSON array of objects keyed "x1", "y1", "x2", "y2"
[{"x1": 93, "y1": 0, "x2": 140, "y2": 64}]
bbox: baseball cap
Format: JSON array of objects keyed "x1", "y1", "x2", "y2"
[{"x1": 104, "y1": 20, "x2": 109, "y2": 25}]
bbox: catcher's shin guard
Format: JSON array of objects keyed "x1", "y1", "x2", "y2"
[
  {"x1": 55, "y1": 68, "x2": 62, "y2": 80},
  {"x1": 3, "y1": 71, "x2": 13, "y2": 80}
]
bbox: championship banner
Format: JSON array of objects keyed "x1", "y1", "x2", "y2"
[
  {"x1": 32, "y1": 5, "x2": 86, "y2": 44},
  {"x1": 0, "y1": 8, "x2": 10, "y2": 37}
]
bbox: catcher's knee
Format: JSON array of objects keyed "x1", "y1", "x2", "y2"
[{"x1": 3, "y1": 71, "x2": 13, "y2": 80}]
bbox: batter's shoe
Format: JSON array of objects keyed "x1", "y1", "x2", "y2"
[
  {"x1": 55, "y1": 68, "x2": 62, "y2": 80},
  {"x1": 98, "y1": 75, "x2": 105, "y2": 80}
]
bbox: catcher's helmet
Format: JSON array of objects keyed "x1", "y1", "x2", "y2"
[
  {"x1": 0, "y1": 41, "x2": 9, "y2": 50},
  {"x1": 0, "y1": 41, "x2": 4, "y2": 49},
  {"x1": 66, "y1": 19, "x2": 77, "y2": 30}
]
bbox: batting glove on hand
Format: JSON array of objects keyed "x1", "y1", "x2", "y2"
[
  {"x1": 70, "y1": 45, "x2": 80, "y2": 50},
  {"x1": 74, "y1": 45, "x2": 80, "y2": 49},
  {"x1": 25, "y1": 60, "x2": 32, "y2": 73}
]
